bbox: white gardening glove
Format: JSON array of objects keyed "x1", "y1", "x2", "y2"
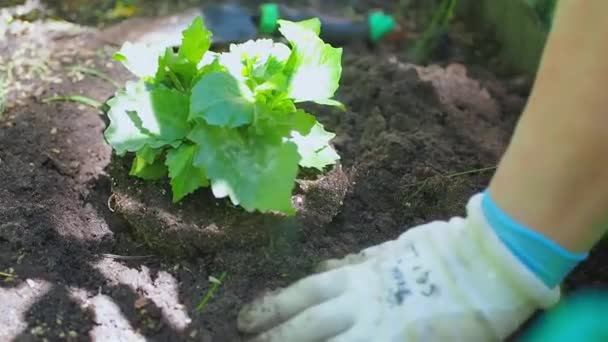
[{"x1": 237, "y1": 193, "x2": 561, "y2": 342}]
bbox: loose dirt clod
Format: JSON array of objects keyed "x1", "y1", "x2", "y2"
[{"x1": 295, "y1": 165, "x2": 350, "y2": 228}]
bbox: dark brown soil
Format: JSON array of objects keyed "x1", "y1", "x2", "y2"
[
  {"x1": 108, "y1": 156, "x2": 350, "y2": 256},
  {"x1": 1, "y1": 1, "x2": 607, "y2": 341}
]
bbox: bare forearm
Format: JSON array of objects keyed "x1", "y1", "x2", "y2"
[{"x1": 489, "y1": 1, "x2": 608, "y2": 252}]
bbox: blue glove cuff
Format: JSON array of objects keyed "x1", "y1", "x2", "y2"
[{"x1": 481, "y1": 190, "x2": 588, "y2": 289}]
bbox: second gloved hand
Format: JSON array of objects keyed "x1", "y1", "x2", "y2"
[{"x1": 237, "y1": 193, "x2": 561, "y2": 342}]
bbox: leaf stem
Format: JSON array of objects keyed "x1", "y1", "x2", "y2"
[
  {"x1": 43, "y1": 95, "x2": 103, "y2": 111},
  {"x1": 69, "y1": 65, "x2": 121, "y2": 88},
  {"x1": 166, "y1": 69, "x2": 186, "y2": 92},
  {"x1": 196, "y1": 271, "x2": 227, "y2": 313},
  {"x1": 445, "y1": 166, "x2": 497, "y2": 178}
]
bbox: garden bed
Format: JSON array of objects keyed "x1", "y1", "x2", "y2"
[
  {"x1": 106, "y1": 50, "x2": 515, "y2": 258},
  {"x1": 1, "y1": 1, "x2": 607, "y2": 341}
]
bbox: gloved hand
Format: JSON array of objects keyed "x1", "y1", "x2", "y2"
[{"x1": 237, "y1": 193, "x2": 561, "y2": 342}]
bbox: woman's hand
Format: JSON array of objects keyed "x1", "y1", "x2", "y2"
[{"x1": 237, "y1": 193, "x2": 560, "y2": 342}]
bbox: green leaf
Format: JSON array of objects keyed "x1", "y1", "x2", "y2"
[
  {"x1": 104, "y1": 84, "x2": 153, "y2": 155},
  {"x1": 278, "y1": 20, "x2": 343, "y2": 104},
  {"x1": 255, "y1": 90, "x2": 296, "y2": 115},
  {"x1": 178, "y1": 16, "x2": 212, "y2": 65},
  {"x1": 166, "y1": 143, "x2": 209, "y2": 202},
  {"x1": 198, "y1": 51, "x2": 220, "y2": 68},
  {"x1": 156, "y1": 48, "x2": 198, "y2": 90},
  {"x1": 104, "y1": 81, "x2": 190, "y2": 154},
  {"x1": 138, "y1": 83, "x2": 190, "y2": 145},
  {"x1": 288, "y1": 110, "x2": 317, "y2": 135},
  {"x1": 113, "y1": 42, "x2": 165, "y2": 78},
  {"x1": 190, "y1": 71, "x2": 254, "y2": 128},
  {"x1": 314, "y1": 98, "x2": 346, "y2": 110},
  {"x1": 138, "y1": 145, "x2": 164, "y2": 164},
  {"x1": 188, "y1": 123, "x2": 300, "y2": 214},
  {"x1": 219, "y1": 40, "x2": 291, "y2": 82},
  {"x1": 255, "y1": 108, "x2": 316, "y2": 142},
  {"x1": 250, "y1": 41, "x2": 291, "y2": 80},
  {"x1": 290, "y1": 121, "x2": 340, "y2": 170},
  {"x1": 192, "y1": 55, "x2": 225, "y2": 86},
  {"x1": 309, "y1": 145, "x2": 340, "y2": 169},
  {"x1": 129, "y1": 149, "x2": 167, "y2": 180},
  {"x1": 255, "y1": 73, "x2": 288, "y2": 93},
  {"x1": 296, "y1": 18, "x2": 321, "y2": 35}
]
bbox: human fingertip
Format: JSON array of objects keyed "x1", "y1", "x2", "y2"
[
  {"x1": 236, "y1": 302, "x2": 259, "y2": 332},
  {"x1": 314, "y1": 259, "x2": 337, "y2": 273},
  {"x1": 237, "y1": 293, "x2": 281, "y2": 333}
]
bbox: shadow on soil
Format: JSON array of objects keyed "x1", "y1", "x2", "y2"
[{"x1": 0, "y1": 103, "x2": 198, "y2": 340}]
